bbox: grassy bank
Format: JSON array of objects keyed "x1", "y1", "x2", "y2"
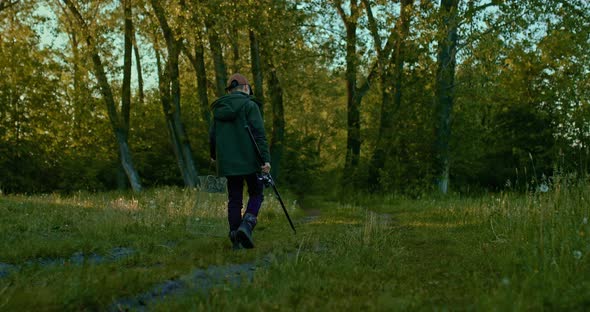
[{"x1": 1, "y1": 183, "x2": 589, "y2": 310}]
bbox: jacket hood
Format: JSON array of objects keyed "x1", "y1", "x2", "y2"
[{"x1": 211, "y1": 93, "x2": 248, "y2": 121}]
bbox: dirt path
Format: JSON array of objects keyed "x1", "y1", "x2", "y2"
[
  {"x1": 110, "y1": 209, "x2": 320, "y2": 310},
  {"x1": 110, "y1": 257, "x2": 272, "y2": 311}
]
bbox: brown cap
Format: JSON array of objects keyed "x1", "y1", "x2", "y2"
[{"x1": 226, "y1": 73, "x2": 250, "y2": 90}]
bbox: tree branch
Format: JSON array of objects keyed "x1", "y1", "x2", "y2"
[
  {"x1": 62, "y1": 0, "x2": 122, "y2": 130},
  {"x1": 334, "y1": 0, "x2": 347, "y2": 21},
  {"x1": 181, "y1": 44, "x2": 196, "y2": 67},
  {"x1": 361, "y1": 0, "x2": 382, "y2": 55},
  {"x1": 459, "y1": 1, "x2": 497, "y2": 27},
  {"x1": 357, "y1": 0, "x2": 409, "y2": 97},
  {"x1": 0, "y1": 0, "x2": 19, "y2": 13},
  {"x1": 149, "y1": 0, "x2": 175, "y2": 49},
  {"x1": 357, "y1": 61, "x2": 379, "y2": 98},
  {"x1": 62, "y1": 0, "x2": 86, "y2": 30},
  {"x1": 558, "y1": 0, "x2": 590, "y2": 24},
  {"x1": 457, "y1": 14, "x2": 516, "y2": 51}
]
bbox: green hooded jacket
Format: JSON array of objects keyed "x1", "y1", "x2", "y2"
[{"x1": 209, "y1": 92, "x2": 270, "y2": 177}]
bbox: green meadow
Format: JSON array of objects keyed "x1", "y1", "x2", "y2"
[
  {"x1": 2, "y1": 1, "x2": 590, "y2": 311},
  {"x1": 1, "y1": 182, "x2": 589, "y2": 311}
]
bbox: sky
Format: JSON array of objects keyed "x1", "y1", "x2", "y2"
[{"x1": 33, "y1": 2, "x2": 158, "y2": 90}]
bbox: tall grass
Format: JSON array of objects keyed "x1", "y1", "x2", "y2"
[
  {"x1": 159, "y1": 181, "x2": 590, "y2": 310},
  {"x1": 0, "y1": 188, "x2": 219, "y2": 262},
  {"x1": 0, "y1": 187, "x2": 299, "y2": 310},
  {"x1": 1, "y1": 182, "x2": 588, "y2": 310},
  {"x1": 477, "y1": 181, "x2": 590, "y2": 309}
]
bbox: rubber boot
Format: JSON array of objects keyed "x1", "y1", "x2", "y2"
[
  {"x1": 237, "y1": 213, "x2": 257, "y2": 249},
  {"x1": 229, "y1": 230, "x2": 241, "y2": 250}
]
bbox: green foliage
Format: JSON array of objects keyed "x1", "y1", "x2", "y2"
[
  {"x1": 1, "y1": 0, "x2": 589, "y2": 194},
  {"x1": 280, "y1": 129, "x2": 323, "y2": 196}
]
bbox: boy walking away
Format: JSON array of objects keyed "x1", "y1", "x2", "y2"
[{"x1": 209, "y1": 73, "x2": 271, "y2": 249}]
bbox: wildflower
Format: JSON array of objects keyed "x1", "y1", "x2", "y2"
[
  {"x1": 501, "y1": 277, "x2": 510, "y2": 286},
  {"x1": 537, "y1": 183, "x2": 549, "y2": 193},
  {"x1": 583, "y1": 217, "x2": 588, "y2": 225},
  {"x1": 573, "y1": 250, "x2": 583, "y2": 260}
]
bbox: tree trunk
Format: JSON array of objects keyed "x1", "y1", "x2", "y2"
[
  {"x1": 132, "y1": 31, "x2": 144, "y2": 106},
  {"x1": 64, "y1": 0, "x2": 142, "y2": 192},
  {"x1": 338, "y1": 1, "x2": 361, "y2": 178},
  {"x1": 367, "y1": 0, "x2": 412, "y2": 191},
  {"x1": 434, "y1": 0, "x2": 459, "y2": 194},
  {"x1": 268, "y1": 65, "x2": 284, "y2": 180},
  {"x1": 117, "y1": 0, "x2": 133, "y2": 191},
  {"x1": 170, "y1": 48, "x2": 199, "y2": 187},
  {"x1": 116, "y1": 130, "x2": 141, "y2": 190},
  {"x1": 181, "y1": 4, "x2": 211, "y2": 125},
  {"x1": 230, "y1": 26, "x2": 240, "y2": 73},
  {"x1": 88, "y1": 52, "x2": 142, "y2": 191},
  {"x1": 249, "y1": 30, "x2": 264, "y2": 116},
  {"x1": 184, "y1": 36, "x2": 210, "y2": 125},
  {"x1": 122, "y1": 0, "x2": 132, "y2": 135},
  {"x1": 150, "y1": 0, "x2": 199, "y2": 187},
  {"x1": 70, "y1": 31, "x2": 83, "y2": 138},
  {"x1": 155, "y1": 48, "x2": 191, "y2": 185},
  {"x1": 195, "y1": 41, "x2": 210, "y2": 125},
  {"x1": 185, "y1": 4, "x2": 210, "y2": 124},
  {"x1": 205, "y1": 18, "x2": 227, "y2": 97},
  {"x1": 59, "y1": 1, "x2": 85, "y2": 140},
  {"x1": 0, "y1": 0, "x2": 18, "y2": 13},
  {"x1": 116, "y1": 157, "x2": 127, "y2": 189}
]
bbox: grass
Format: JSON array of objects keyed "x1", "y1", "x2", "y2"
[
  {"x1": 0, "y1": 187, "x2": 300, "y2": 310},
  {"x1": 1, "y1": 182, "x2": 589, "y2": 311}
]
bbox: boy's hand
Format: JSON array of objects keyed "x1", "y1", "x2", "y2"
[{"x1": 261, "y1": 162, "x2": 271, "y2": 173}]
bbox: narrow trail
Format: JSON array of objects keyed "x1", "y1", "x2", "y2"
[
  {"x1": 110, "y1": 210, "x2": 321, "y2": 311},
  {"x1": 110, "y1": 257, "x2": 271, "y2": 311},
  {"x1": 109, "y1": 204, "x2": 485, "y2": 310}
]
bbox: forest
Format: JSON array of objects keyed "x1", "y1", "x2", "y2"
[
  {"x1": 1, "y1": 0, "x2": 589, "y2": 195},
  {"x1": 1, "y1": 1, "x2": 590, "y2": 310}
]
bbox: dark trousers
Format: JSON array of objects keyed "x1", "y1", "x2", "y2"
[{"x1": 226, "y1": 173, "x2": 264, "y2": 231}]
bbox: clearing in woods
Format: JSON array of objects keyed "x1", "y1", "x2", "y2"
[{"x1": 0, "y1": 185, "x2": 589, "y2": 310}]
